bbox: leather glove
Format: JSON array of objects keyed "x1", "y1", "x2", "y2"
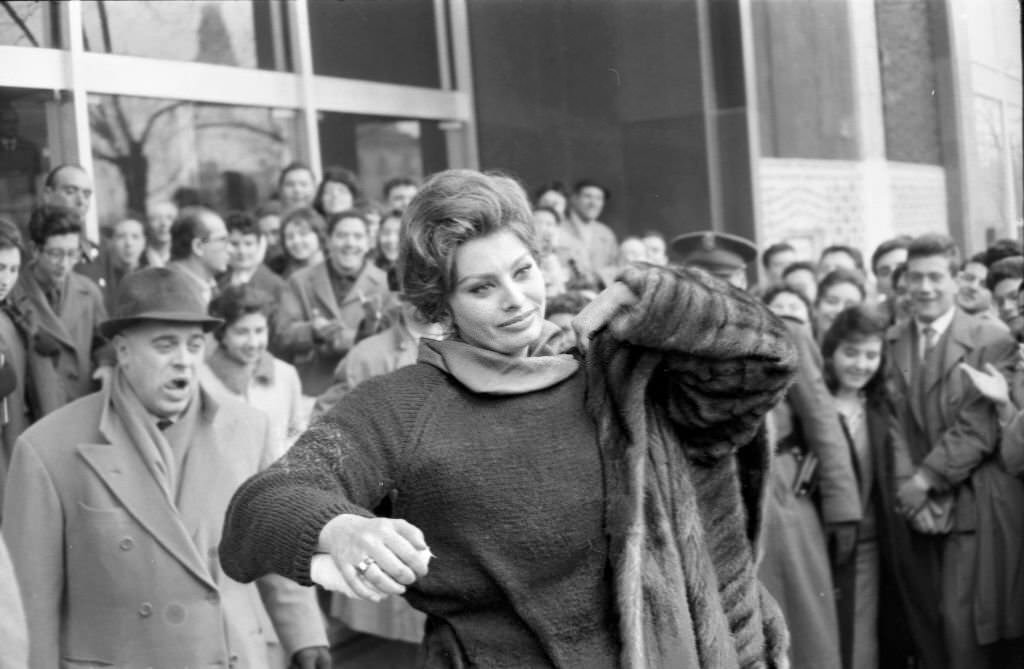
[
  {"x1": 290, "y1": 646, "x2": 331, "y2": 669},
  {"x1": 826, "y1": 521, "x2": 858, "y2": 568},
  {"x1": 32, "y1": 329, "x2": 62, "y2": 358},
  {"x1": 896, "y1": 472, "x2": 931, "y2": 517},
  {"x1": 0, "y1": 356, "x2": 16, "y2": 398}
]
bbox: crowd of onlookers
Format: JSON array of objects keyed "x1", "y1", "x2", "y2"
[{"x1": 0, "y1": 158, "x2": 1022, "y2": 668}]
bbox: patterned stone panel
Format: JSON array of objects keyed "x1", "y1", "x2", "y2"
[
  {"x1": 888, "y1": 162, "x2": 948, "y2": 237},
  {"x1": 758, "y1": 158, "x2": 864, "y2": 260}
]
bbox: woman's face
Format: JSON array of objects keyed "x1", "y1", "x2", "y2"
[
  {"x1": 0, "y1": 246, "x2": 21, "y2": 302},
  {"x1": 221, "y1": 312, "x2": 269, "y2": 366},
  {"x1": 817, "y1": 281, "x2": 863, "y2": 333},
  {"x1": 830, "y1": 335, "x2": 883, "y2": 393},
  {"x1": 320, "y1": 181, "x2": 354, "y2": 215},
  {"x1": 532, "y1": 210, "x2": 559, "y2": 249},
  {"x1": 448, "y1": 230, "x2": 546, "y2": 357},
  {"x1": 283, "y1": 219, "x2": 321, "y2": 262},
  {"x1": 112, "y1": 218, "x2": 146, "y2": 268},
  {"x1": 767, "y1": 291, "x2": 810, "y2": 324},
  {"x1": 378, "y1": 215, "x2": 402, "y2": 262},
  {"x1": 280, "y1": 168, "x2": 316, "y2": 209},
  {"x1": 328, "y1": 216, "x2": 369, "y2": 273}
]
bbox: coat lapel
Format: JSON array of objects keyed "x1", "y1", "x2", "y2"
[
  {"x1": 79, "y1": 406, "x2": 217, "y2": 590},
  {"x1": 17, "y1": 270, "x2": 76, "y2": 351},
  {"x1": 309, "y1": 264, "x2": 342, "y2": 320},
  {"x1": 923, "y1": 311, "x2": 971, "y2": 395},
  {"x1": 887, "y1": 321, "x2": 925, "y2": 429}
]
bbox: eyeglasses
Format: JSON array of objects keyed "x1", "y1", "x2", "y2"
[{"x1": 41, "y1": 248, "x2": 82, "y2": 262}]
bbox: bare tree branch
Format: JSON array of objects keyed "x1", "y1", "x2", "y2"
[
  {"x1": 92, "y1": 150, "x2": 121, "y2": 164},
  {"x1": 96, "y1": 0, "x2": 113, "y2": 53},
  {"x1": 139, "y1": 101, "x2": 189, "y2": 145},
  {"x1": 1, "y1": 1, "x2": 39, "y2": 46},
  {"x1": 193, "y1": 121, "x2": 285, "y2": 143}
]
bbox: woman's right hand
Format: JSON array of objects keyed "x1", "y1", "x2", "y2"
[{"x1": 316, "y1": 514, "x2": 432, "y2": 602}]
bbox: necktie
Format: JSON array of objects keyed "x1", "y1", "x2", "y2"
[
  {"x1": 156, "y1": 419, "x2": 172, "y2": 431},
  {"x1": 46, "y1": 286, "x2": 61, "y2": 312},
  {"x1": 921, "y1": 325, "x2": 937, "y2": 362}
]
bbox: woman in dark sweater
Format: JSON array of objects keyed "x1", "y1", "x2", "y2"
[{"x1": 221, "y1": 169, "x2": 797, "y2": 668}]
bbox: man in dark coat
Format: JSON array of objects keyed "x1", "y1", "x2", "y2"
[{"x1": 887, "y1": 234, "x2": 1024, "y2": 668}]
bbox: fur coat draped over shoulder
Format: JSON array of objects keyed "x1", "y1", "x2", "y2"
[{"x1": 580, "y1": 264, "x2": 797, "y2": 668}]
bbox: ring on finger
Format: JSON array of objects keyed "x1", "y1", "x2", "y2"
[{"x1": 355, "y1": 556, "x2": 376, "y2": 577}]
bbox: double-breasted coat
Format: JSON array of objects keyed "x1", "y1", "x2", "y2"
[
  {"x1": 274, "y1": 260, "x2": 389, "y2": 396},
  {"x1": 886, "y1": 309, "x2": 1024, "y2": 662},
  {"x1": 2, "y1": 386, "x2": 326, "y2": 668}
]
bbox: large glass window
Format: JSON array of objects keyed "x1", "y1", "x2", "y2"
[
  {"x1": 308, "y1": 0, "x2": 441, "y2": 88},
  {"x1": 0, "y1": 0, "x2": 60, "y2": 48},
  {"x1": 0, "y1": 87, "x2": 75, "y2": 228},
  {"x1": 81, "y1": 0, "x2": 291, "y2": 71},
  {"x1": 89, "y1": 94, "x2": 301, "y2": 226},
  {"x1": 318, "y1": 112, "x2": 447, "y2": 207}
]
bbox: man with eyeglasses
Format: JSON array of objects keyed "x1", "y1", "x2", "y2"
[
  {"x1": 13, "y1": 205, "x2": 109, "y2": 414},
  {"x1": 166, "y1": 206, "x2": 231, "y2": 308}
]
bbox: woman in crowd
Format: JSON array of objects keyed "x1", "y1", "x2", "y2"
[
  {"x1": 200, "y1": 285, "x2": 305, "y2": 460},
  {"x1": 815, "y1": 267, "x2": 866, "y2": 340},
  {"x1": 76, "y1": 213, "x2": 148, "y2": 313},
  {"x1": 269, "y1": 206, "x2": 326, "y2": 279},
  {"x1": 763, "y1": 284, "x2": 814, "y2": 339},
  {"x1": 533, "y1": 181, "x2": 568, "y2": 221},
  {"x1": 314, "y1": 166, "x2": 363, "y2": 219},
  {"x1": 373, "y1": 209, "x2": 402, "y2": 274},
  {"x1": 222, "y1": 169, "x2": 796, "y2": 668},
  {"x1": 275, "y1": 210, "x2": 389, "y2": 397},
  {"x1": 278, "y1": 162, "x2": 317, "y2": 212},
  {"x1": 823, "y1": 305, "x2": 921, "y2": 669},
  {"x1": 0, "y1": 219, "x2": 31, "y2": 513}
]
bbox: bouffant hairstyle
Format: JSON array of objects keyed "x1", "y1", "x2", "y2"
[
  {"x1": 815, "y1": 267, "x2": 867, "y2": 306},
  {"x1": 399, "y1": 169, "x2": 537, "y2": 324},
  {"x1": 325, "y1": 209, "x2": 369, "y2": 237},
  {"x1": 28, "y1": 204, "x2": 81, "y2": 247},
  {"x1": 0, "y1": 216, "x2": 24, "y2": 254},
  {"x1": 314, "y1": 166, "x2": 363, "y2": 216},
  {"x1": 822, "y1": 304, "x2": 889, "y2": 399},
  {"x1": 279, "y1": 206, "x2": 326, "y2": 260},
  {"x1": 906, "y1": 233, "x2": 961, "y2": 275},
  {"x1": 986, "y1": 255, "x2": 1024, "y2": 291},
  {"x1": 208, "y1": 284, "x2": 273, "y2": 342}
]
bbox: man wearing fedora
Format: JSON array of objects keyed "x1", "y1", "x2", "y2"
[{"x1": 2, "y1": 267, "x2": 329, "y2": 668}]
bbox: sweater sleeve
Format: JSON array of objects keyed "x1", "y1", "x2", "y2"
[
  {"x1": 602, "y1": 264, "x2": 798, "y2": 459},
  {"x1": 219, "y1": 374, "x2": 418, "y2": 586}
]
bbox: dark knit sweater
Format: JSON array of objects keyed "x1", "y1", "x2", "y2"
[
  {"x1": 221, "y1": 264, "x2": 797, "y2": 668},
  {"x1": 221, "y1": 362, "x2": 619, "y2": 668}
]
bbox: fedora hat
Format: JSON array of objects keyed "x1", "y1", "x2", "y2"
[{"x1": 99, "y1": 267, "x2": 222, "y2": 339}]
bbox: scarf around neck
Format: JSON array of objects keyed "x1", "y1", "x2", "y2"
[{"x1": 417, "y1": 320, "x2": 579, "y2": 394}]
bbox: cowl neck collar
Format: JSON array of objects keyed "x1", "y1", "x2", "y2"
[{"x1": 418, "y1": 320, "x2": 579, "y2": 395}]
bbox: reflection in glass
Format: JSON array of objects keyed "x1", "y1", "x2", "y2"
[
  {"x1": 0, "y1": 0, "x2": 59, "y2": 48},
  {"x1": 81, "y1": 0, "x2": 289, "y2": 71},
  {"x1": 89, "y1": 94, "x2": 300, "y2": 226}
]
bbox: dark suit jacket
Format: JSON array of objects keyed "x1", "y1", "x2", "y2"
[
  {"x1": 274, "y1": 260, "x2": 389, "y2": 396},
  {"x1": 886, "y1": 308, "x2": 1024, "y2": 645}
]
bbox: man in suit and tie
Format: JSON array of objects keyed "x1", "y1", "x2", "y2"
[
  {"x1": 887, "y1": 233, "x2": 1024, "y2": 668},
  {"x1": 166, "y1": 205, "x2": 231, "y2": 308},
  {"x1": 14, "y1": 204, "x2": 108, "y2": 414},
  {"x1": 2, "y1": 266, "x2": 330, "y2": 668}
]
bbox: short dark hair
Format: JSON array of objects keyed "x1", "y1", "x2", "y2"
[
  {"x1": 816, "y1": 267, "x2": 867, "y2": 306},
  {"x1": 870, "y1": 236, "x2": 912, "y2": 274},
  {"x1": 325, "y1": 209, "x2": 369, "y2": 237},
  {"x1": 278, "y1": 161, "x2": 314, "y2": 190},
  {"x1": 0, "y1": 216, "x2": 24, "y2": 255},
  {"x1": 170, "y1": 206, "x2": 218, "y2": 261},
  {"x1": 532, "y1": 205, "x2": 560, "y2": 220},
  {"x1": 982, "y1": 239, "x2": 1023, "y2": 269},
  {"x1": 28, "y1": 205, "x2": 81, "y2": 247},
  {"x1": 762, "y1": 242, "x2": 795, "y2": 270},
  {"x1": 821, "y1": 304, "x2": 889, "y2": 399},
  {"x1": 572, "y1": 179, "x2": 610, "y2": 201},
  {"x1": 762, "y1": 284, "x2": 813, "y2": 316},
  {"x1": 382, "y1": 176, "x2": 417, "y2": 200},
  {"x1": 533, "y1": 181, "x2": 567, "y2": 201},
  {"x1": 906, "y1": 234, "x2": 961, "y2": 275},
  {"x1": 819, "y1": 244, "x2": 865, "y2": 272},
  {"x1": 891, "y1": 262, "x2": 908, "y2": 288},
  {"x1": 43, "y1": 163, "x2": 86, "y2": 189},
  {"x1": 314, "y1": 166, "x2": 362, "y2": 216},
  {"x1": 279, "y1": 206, "x2": 326, "y2": 262},
  {"x1": 400, "y1": 169, "x2": 536, "y2": 323},
  {"x1": 987, "y1": 256, "x2": 1024, "y2": 291},
  {"x1": 208, "y1": 285, "x2": 273, "y2": 341},
  {"x1": 224, "y1": 211, "x2": 261, "y2": 238},
  {"x1": 962, "y1": 251, "x2": 986, "y2": 270},
  {"x1": 782, "y1": 260, "x2": 817, "y2": 280}
]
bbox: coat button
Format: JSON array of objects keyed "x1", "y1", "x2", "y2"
[
  {"x1": 119, "y1": 537, "x2": 134, "y2": 551},
  {"x1": 138, "y1": 602, "x2": 153, "y2": 618}
]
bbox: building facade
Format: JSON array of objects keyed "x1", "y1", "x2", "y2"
[{"x1": 1, "y1": 0, "x2": 1019, "y2": 273}]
